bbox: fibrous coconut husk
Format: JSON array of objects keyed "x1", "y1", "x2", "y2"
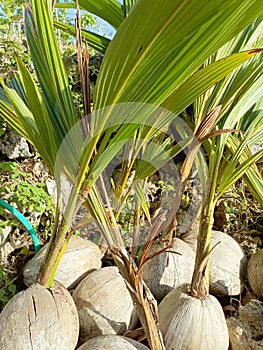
[
  {"x1": 23, "y1": 236, "x2": 102, "y2": 288},
  {"x1": 77, "y1": 335, "x2": 149, "y2": 350},
  {"x1": 142, "y1": 238, "x2": 195, "y2": 301},
  {"x1": 183, "y1": 230, "x2": 247, "y2": 296},
  {"x1": 247, "y1": 249, "x2": 263, "y2": 298},
  {"x1": 0, "y1": 281, "x2": 79, "y2": 350},
  {"x1": 159, "y1": 283, "x2": 229, "y2": 350},
  {"x1": 73, "y1": 266, "x2": 138, "y2": 343}
]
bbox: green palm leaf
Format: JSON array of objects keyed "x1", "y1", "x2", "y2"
[
  {"x1": 56, "y1": 0, "x2": 123, "y2": 29},
  {"x1": 162, "y1": 49, "x2": 263, "y2": 114},
  {"x1": 25, "y1": 1, "x2": 77, "y2": 137},
  {"x1": 54, "y1": 20, "x2": 110, "y2": 53},
  {"x1": 123, "y1": 0, "x2": 138, "y2": 17},
  {"x1": 94, "y1": 0, "x2": 263, "y2": 110}
]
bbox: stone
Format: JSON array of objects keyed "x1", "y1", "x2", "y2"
[
  {"x1": 227, "y1": 299, "x2": 263, "y2": 350},
  {"x1": 0, "y1": 131, "x2": 32, "y2": 159}
]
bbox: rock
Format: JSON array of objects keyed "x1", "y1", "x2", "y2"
[
  {"x1": 0, "y1": 241, "x2": 14, "y2": 265},
  {"x1": 250, "y1": 141, "x2": 263, "y2": 155},
  {"x1": 45, "y1": 175, "x2": 72, "y2": 209},
  {"x1": 0, "y1": 131, "x2": 32, "y2": 159},
  {"x1": 0, "y1": 226, "x2": 12, "y2": 246},
  {"x1": 227, "y1": 299, "x2": 263, "y2": 349}
]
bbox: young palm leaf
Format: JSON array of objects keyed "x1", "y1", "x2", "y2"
[
  {"x1": 190, "y1": 18, "x2": 263, "y2": 292},
  {"x1": 1, "y1": 0, "x2": 263, "y2": 348}
]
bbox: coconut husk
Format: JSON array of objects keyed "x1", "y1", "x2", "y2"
[
  {"x1": 73, "y1": 266, "x2": 138, "y2": 343},
  {"x1": 77, "y1": 335, "x2": 149, "y2": 350},
  {"x1": 0, "y1": 281, "x2": 79, "y2": 350},
  {"x1": 142, "y1": 238, "x2": 195, "y2": 301},
  {"x1": 159, "y1": 283, "x2": 229, "y2": 350},
  {"x1": 183, "y1": 230, "x2": 247, "y2": 296},
  {"x1": 247, "y1": 249, "x2": 263, "y2": 298},
  {"x1": 23, "y1": 236, "x2": 102, "y2": 288}
]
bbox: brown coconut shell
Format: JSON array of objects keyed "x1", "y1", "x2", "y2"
[
  {"x1": 247, "y1": 249, "x2": 263, "y2": 298},
  {"x1": 0, "y1": 281, "x2": 79, "y2": 350},
  {"x1": 23, "y1": 236, "x2": 102, "y2": 288},
  {"x1": 159, "y1": 284, "x2": 229, "y2": 350},
  {"x1": 77, "y1": 335, "x2": 150, "y2": 350},
  {"x1": 142, "y1": 238, "x2": 195, "y2": 301},
  {"x1": 183, "y1": 230, "x2": 246, "y2": 296},
  {"x1": 73, "y1": 266, "x2": 138, "y2": 343}
]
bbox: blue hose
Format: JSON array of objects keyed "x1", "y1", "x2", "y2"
[{"x1": 0, "y1": 199, "x2": 41, "y2": 252}]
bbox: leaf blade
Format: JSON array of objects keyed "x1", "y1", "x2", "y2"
[{"x1": 94, "y1": 0, "x2": 263, "y2": 110}]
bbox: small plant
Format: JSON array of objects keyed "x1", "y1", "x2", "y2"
[
  {"x1": 0, "y1": 161, "x2": 53, "y2": 211},
  {"x1": 0, "y1": 161, "x2": 53, "y2": 240},
  {"x1": 0, "y1": 265, "x2": 16, "y2": 311},
  {"x1": 220, "y1": 181, "x2": 263, "y2": 234},
  {"x1": 14, "y1": 181, "x2": 52, "y2": 212}
]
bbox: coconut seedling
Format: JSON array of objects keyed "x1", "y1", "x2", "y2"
[
  {"x1": 1, "y1": 0, "x2": 263, "y2": 349},
  {"x1": 159, "y1": 283, "x2": 229, "y2": 350},
  {"x1": 190, "y1": 21, "x2": 263, "y2": 300},
  {"x1": 158, "y1": 29, "x2": 263, "y2": 344},
  {"x1": 158, "y1": 107, "x2": 230, "y2": 350},
  {"x1": 0, "y1": 282, "x2": 79, "y2": 350}
]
